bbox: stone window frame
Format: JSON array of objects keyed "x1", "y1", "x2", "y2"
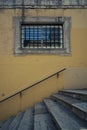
[{"x1": 14, "y1": 16, "x2": 71, "y2": 55}]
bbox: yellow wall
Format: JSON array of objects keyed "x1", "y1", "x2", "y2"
[{"x1": 0, "y1": 9, "x2": 87, "y2": 120}]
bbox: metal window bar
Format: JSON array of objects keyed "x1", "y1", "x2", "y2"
[
  {"x1": 29, "y1": 26, "x2": 30, "y2": 48},
  {"x1": 37, "y1": 26, "x2": 38, "y2": 48},
  {"x1": 62, "y1": 25, "x2": 64, "y2": 48},
  {"x1": 54, "y1": 26, "x2": 55, "y2": 48},
  {"x1": 21, "y1": 24, "x2": 63, "y2": 49},
  {"x1": 50, "y1": 26, "x2": 51, "y2": 47},
  {"x1": 24, "y1": 27, "x2": 26, "y2": 47},
  {"x1": 46, "y1": 25, "x2": 47, "y2": 48},
  {"x1": 33, "y1": 26, "x2": 34, "y2": 48},
  {"x1": 20, "y1": 25, "x2": 23, "y2": 49}
]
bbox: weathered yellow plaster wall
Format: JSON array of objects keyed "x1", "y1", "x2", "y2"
[
  {"x1": 0, "y1": 9, "x2": 87, "y2": 120},
  {"x1": 65, "y1": 67, "x2": 87, "y2": 89}
]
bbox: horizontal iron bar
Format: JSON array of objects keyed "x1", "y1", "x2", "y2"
[{"x1": 0, "y1": 68, "x2": 66, "y2": 103}]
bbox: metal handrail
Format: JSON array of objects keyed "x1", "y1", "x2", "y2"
[{"x1": 0, "y1": 68, "x2": 66, "y2": 103}]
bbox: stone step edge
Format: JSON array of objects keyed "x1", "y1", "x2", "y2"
[
  {"x1": 51, "y1": 94, "x2": 87, "y2": 121},
  {"x1": 59, "y1": 90, "x2": 87, "y2": 101}
]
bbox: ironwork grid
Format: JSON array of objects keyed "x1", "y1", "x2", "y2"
[{"x1": 21, "y1": 23, "x2": 63, "y2": 49}]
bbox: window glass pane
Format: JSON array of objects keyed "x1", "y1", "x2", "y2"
[{"x1": 21, "y1": 24, "x2": 63, "y2": 48}]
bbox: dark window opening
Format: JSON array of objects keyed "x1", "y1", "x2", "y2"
[{"x1": 21, "y1": 23, "x2": 63, "y2": 49}]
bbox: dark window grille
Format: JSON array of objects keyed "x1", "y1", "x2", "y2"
[{"x1": 21, "y1": 23, "x2": 63, "y2": 49}]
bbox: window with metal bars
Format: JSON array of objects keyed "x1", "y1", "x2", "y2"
[
  {"x1": 21, "y1": 24, "x2": 63, "y2": 49},
  {"x1": 14, "y1": 16, "x2": 71, "y2": 54}
]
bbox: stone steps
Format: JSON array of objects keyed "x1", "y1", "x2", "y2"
[
  {"x1": 1, "y1": 117, "x2": 14, "y2": 130},
  {"x1": 44, "y1": 98, "x2": 87, "y2": 130},
  {"x1": 34, "y1": 102, "x2": 58, "y2": 130},
  {"x1": 59, "y1": 89, "x2": 87, "y2": 101},
  {"x1": 0, "y1": 89, "x2": 87, "y2": 130},
  {"x1": 0, "y1": 121, "x2": 5, "y2": 129},
  {"x1": 51, "y1": 93, "x2": 87, "y2": 121},
  {"x1": 18, "y1": 108, "x2": 34, "y2": 130},
  {"x1": 8, "y1": 112, "x2": 24, "y2": 130}
]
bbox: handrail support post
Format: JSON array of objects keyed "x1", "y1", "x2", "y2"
[
  {"x1": 20, "y1": 92, "x2": 22, "y2": 98},
  {"x1": 57, "y1": 73, "x2": 59, "y2": 78}
]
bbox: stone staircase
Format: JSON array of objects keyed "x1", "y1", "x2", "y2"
[{"x1": 0, "y1": 89, "x2": 87, "y2": 130}]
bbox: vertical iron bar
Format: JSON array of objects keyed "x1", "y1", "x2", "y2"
[
  {"x1": 62, "y1": 24, "x2": 64, "y2": 49},
  {"x1": 19, "y1": 92, "x2": 22, "y2": 112},
  {"x1": 56, "y1": 25, "x2": 58, "y2": 47},
  {"x1": 29, "y1": 26, "x2": 30, "y2": 48},
  {"x1": 20, "y1": 92, "x2": 22, "y2": 98},
  {"x1": 28, "y1": 25, "x2": 30, "y2": 48},
  {"x1": 46, "y1": 25, "x2": 47, "y2": 48},
  {"x1": 20, "y1": 25, "x2": 22, "y2": 48},
  {"x1": 54, "y1": 25, "x2": 55, "y2": 47},
  {"x1": 50, "y1": 25, "x2": 51, "y2": 48},
  {"x1": 33, "y1": 25, "x2": 34, "y2": 48},
  {"x1": 57, "y1": 73, "x2": 59, "y2": 78},
  {"x1": 25, "y1": 26, "x2": 26, "y2": 47},
  {"x1": 37, "y1": 25, "x2": 38, "y2": 48}
]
